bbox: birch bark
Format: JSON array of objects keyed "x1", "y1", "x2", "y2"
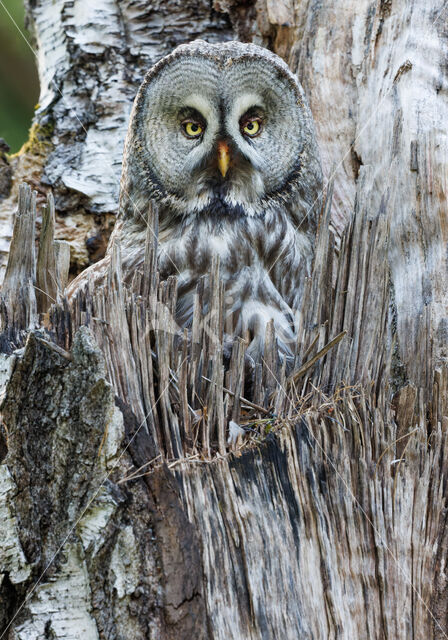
[{"x1": 0, "y1": 1, "x2": 447, "y2": 639}]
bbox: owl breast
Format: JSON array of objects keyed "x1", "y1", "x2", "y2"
[{"x1": 157, "y1": 208, "x2": 313, "y2": 359}]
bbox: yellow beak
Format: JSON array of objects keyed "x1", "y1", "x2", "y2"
[{"x1": 217, "y1": 141, "x2": 230, "y2": 178}]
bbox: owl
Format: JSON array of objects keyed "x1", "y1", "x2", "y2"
[{"x1": 75, "y1": 41, "x2": 323, "y2": 362}]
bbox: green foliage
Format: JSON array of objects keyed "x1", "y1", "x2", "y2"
[{"x1": 0, "y1": 0, "x2": 39, "y2": 152}]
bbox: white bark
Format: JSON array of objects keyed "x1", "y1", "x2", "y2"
[{"x1": 1, "y1": 1, "x2": 448, "y2": 639}]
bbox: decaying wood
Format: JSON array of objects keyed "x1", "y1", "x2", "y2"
[
  {"x1": 0, "y1": 184, "x2": 37, "y2": 342},
  {"x1": 36, "y1": 192, "x2": 70, "y2": 314},
  {"x1": 1, "y1": 166, "x2": 447, "y2": 638},
  {"x1": 1, "y1": 1, "x2": 448, "y2": 638}
]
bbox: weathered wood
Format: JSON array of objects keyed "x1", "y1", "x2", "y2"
[
  {"x1": 0, "y1": 167, "x2": 442, "y2": 639},
  {"x1": 1, "y1": 1, "x2": 448, "y2": 639},
  {"x1": 0, "y1": 183, "x2": 37, "y2": 343},
  {"x1": 62, "y1": 206, "x2": 298, "y2": 460},
  {"x1": 35, "y1": 191, "x2": 71, "y2": 315},
  {"x1": 0, "y1": 326, "x2": 209, "y2": 640}
]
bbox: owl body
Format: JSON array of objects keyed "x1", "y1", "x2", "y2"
[
  {"x1": 153, "y1": 203, "x2": 313, "y2": 357},
  {"x1": 72, "y1": 40, "x2": 322, "y2": 361}
]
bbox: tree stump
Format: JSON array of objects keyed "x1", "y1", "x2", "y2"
[{"x1": 0, "y1": 1, "x2": 448, "y2": 638}]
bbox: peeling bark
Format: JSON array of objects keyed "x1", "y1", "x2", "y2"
[{"x1": 1, "y1": 1, "x2": 448, "y2": 638}]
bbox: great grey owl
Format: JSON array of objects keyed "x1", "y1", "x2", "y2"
[{"x1": 74, "y1": 40, "x2": 323, "y2": 361}]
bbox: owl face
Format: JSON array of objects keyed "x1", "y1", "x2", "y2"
[{"x1": 126, "y1": 41, "x2": 321, "y2": 222}]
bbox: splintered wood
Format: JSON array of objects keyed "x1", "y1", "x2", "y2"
[
  {"x1": 1, "y1": 184, "x2": 37, "y2": 339},
  {"x1": 59, "y1": 183, "x2": 354, "y2": 461},
  {"x1": 1, "y1": 182, "x2": 346, "y2": 461},
  {"x1": 2, "y1": 1, "x2": 448, "y2": 637}
]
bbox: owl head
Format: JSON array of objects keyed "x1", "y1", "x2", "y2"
[{"x1": 120, "y1": 40, "x2": 322, "y2": 230}]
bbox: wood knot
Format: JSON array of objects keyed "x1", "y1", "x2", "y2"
[{"x1": 393, "y1": 60, "x2": 413, "y2": 83}]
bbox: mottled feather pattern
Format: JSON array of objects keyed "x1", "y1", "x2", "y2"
[
  {"x1": 70, "y1": 40, "x2": 323, "y2": 362},
  {"x1": 118, "y1": 201, "x2": 314, "y2": 359}
]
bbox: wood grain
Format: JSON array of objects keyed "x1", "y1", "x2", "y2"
[{"x1": 1, "y1": 1, "x2": 448, "y2": 638}]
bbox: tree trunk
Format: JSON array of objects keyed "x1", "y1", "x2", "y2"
[{"x1": 1, "y1": 1, "x2": 448, "y2": 639}]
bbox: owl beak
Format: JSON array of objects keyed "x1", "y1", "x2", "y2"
[{"x1": 217, "y1": 141, "x2": 230, "y2": 178}]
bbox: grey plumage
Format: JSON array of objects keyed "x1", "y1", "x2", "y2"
[{"x1": 77, "y1": 40, "x2": 323, "y2": 360}]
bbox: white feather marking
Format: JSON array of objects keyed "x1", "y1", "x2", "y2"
[
  {"x1": 231, "y1": 93, "x2": 265, "y2": 119},
  {"x1": 182, "y1": 93, "x2": 215, "y2": 121}
]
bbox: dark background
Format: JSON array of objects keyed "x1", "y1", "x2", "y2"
[{"x1": 0, "y1": 0, "x2": 39, "y2": 153}]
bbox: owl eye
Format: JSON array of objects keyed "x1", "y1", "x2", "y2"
[
  {"x1": 241, "y1": 118, "x2": 262, "y2": 138},
  {"x1": 182, "y1": 120, "x2": 204, "y2": 138}
]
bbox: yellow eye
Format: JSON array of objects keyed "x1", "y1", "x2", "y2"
[
  {"x1": 242, "y1": 119, "x2": 261, "y2": 137},
  {"x1": 183, "y1": 121, "x2": 203, "y2": 138}
]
